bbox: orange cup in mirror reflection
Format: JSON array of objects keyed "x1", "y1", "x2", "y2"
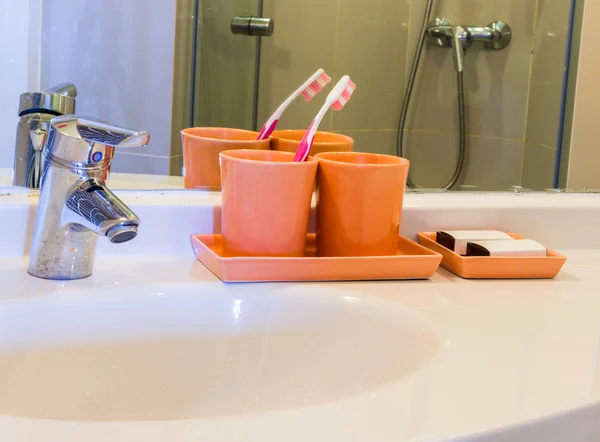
[
  {"x1": 315, "y1": 152, "x2": 410, "y2": 257},
  {"x1": 181, "y1": 128, "x2": 270, "y2": 190},
  {"x1": 270, "y1": 130, "x2": 353, "y2": 156},
  {"x1": 220, "y1": 149, "x2": 318, "y2": 257}
]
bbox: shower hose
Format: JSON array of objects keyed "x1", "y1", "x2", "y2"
[{"x1": 397, "y1": 0, "x2": 466, "y2": 190}]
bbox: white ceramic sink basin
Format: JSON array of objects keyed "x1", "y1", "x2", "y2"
[{"x1": 0, "y1": 283, "x2": 440, "y2": 422}]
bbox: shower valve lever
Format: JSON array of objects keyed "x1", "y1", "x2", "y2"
[
  {"x1": 451, "y1": 26, "x2": 468, "y2": 72},
  {"x1": 427, "y1": 19, "x2": 512, "y2": 51}
]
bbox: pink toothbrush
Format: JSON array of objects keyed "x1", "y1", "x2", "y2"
[
  {"x1": 256, "y1": 69, "x2": 332, "y2": 140},
  {"x1": 293, "y1": 75, "x2": 356, "y2": 162}
]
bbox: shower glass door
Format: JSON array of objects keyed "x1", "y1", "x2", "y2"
[{"x1": 192, "y1": 0, "x2": 262, "y2": 130}]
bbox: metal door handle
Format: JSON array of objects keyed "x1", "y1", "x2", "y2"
[{"x1": 231, "y1": 16, "x2": 274, "y2": 37}]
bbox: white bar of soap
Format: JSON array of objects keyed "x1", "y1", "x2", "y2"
[
  {"x1": 436, "y1": 230, "x2": 513, "y2": 255},
  {"x1": 466, "y1": 239, "x2": 547, "y2": 257}
]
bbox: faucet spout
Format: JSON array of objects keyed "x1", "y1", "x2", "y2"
[{"x1": 64, "y1": 179, "x2": 140, "y2": 242}]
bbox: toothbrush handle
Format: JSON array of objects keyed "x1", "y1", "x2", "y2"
[
  {"x1": 293, "y1": 102, "x2": 331, "y2": 162},
  {"x1": 293, "y1": 121, "x2": 316, "y2": 162},
  {"x1": 257, "y1": 119, "x2": 279, "y2": 140}
]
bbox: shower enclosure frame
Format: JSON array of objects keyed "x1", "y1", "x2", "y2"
[{"x1": 182, "y1": 0, "x2": 582, "y2": 189}]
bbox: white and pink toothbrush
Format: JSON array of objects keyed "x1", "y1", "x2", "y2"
[
  {"x1": 256, "y1": 69, "x2": 332, "y2": 140},
  {"x1": 293, "y1": 75, "x2": 356, "y2": 162}
]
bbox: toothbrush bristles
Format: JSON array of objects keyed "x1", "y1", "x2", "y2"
[
  {"x1": 331, "y1": 81, "x2": 356, "y2": 111},
  {"x1": 301, "y1": 72, "x2": 332, "y2": 101}
]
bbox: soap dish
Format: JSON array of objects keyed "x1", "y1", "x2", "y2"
[
  {"x1": 417, "y1": 232, "x2": 566, "y2": 279},
  {"x1": 191, "y1": 234, "x2": 442, "y2": 283}
]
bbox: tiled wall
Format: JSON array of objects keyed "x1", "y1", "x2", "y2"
[
  {"x1": 521, "y1": 0, "x2": 572, "y2": 190},
  {"x1": 193, "y1": 0, "x2": 259, "y2": 131},
  {"x1": 259, "y1": 0, "x2": 571, "y2": 190}
]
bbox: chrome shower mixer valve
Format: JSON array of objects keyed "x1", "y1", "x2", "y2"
[{"x1": 427, "y1": 18, "x2": 512, "y2": 55}]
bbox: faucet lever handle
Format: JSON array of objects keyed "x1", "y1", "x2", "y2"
[
  {"x1": 51, "y1": 116, "x2": 150, "y2": 148},
  {"x1": 451, "y1": 26, "x2": 468, "y2": 73},
  {"x1": 43, "y1": 82, "x2": 78, "y2": 98},
  {"x1": 47, "y1": 115, "x2": 150, "y2": 166},
  {"x1": 76, "y1": 121, "x2": 149, "y2": 148}
]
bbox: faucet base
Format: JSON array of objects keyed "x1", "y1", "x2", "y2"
[
  {"x1": 27, "y1": 270, "x2": 92, "y2": 281},
  {"x1": 28, "y1": 213, "x2": 99, "y2": 281},
  {"x1": 27, "y1": 233, "x2": 96, "y2": 280}
]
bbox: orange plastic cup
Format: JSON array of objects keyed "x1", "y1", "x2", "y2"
[
  {"x1": 315, "y1": 152, "x2": 410, "y2": 257},
  {"x1": 270, "y1": 130, "x2": 353, "y2": 156},
  {"x1": 181, "y1": 127, "x2": 270, "y2": 190},
  {"x1": 220, "y1": 149, "x2": 318, "y2": 257}
]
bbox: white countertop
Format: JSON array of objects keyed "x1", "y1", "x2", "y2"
[
  {"x1": 0, "y1": 251, "x2": 599, "y2": 441},
  {"x1": 2, "y1": 191, "x2": 600, "y2": 441}
]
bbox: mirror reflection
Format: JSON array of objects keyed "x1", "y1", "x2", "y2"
[{"x1": 0, "y1": 0, "x2": 586, "y2": 191}]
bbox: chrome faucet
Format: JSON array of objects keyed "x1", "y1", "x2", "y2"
[
  {"x1": 426, "y1": 19, "x2": 512, "y2": 57},
  {"x1": 14, "y1": 83, "x2": 77, "y2": 188},
  {"x1": 27, "y1": 116, "x2": 150, "y2": 280}
]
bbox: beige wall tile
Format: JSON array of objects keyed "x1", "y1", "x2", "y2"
[
  {"x1": 194, "y1": 0, "x2": 258, "y2": 129},
  {"x1": 403, "y1": 131, "x2": 523, "y2": 190},
  {"x1": 334, "y1": 130, "x2": 398, "y2": 156},
  {"x1": 526, "y1": 81, "x2": 563, "y2": 147},
  {"x1": 525, "y1": 0, "x2": 571, "y2": 147},
  {"x1": 331, "y1": 0, "x2": 410, "y2": 131},
  {"x1": 406, "y1": 0, "x2": 535, "y2": 139},
  {"x1": 257, "y1": 0, "x2": 338, "y2": 131},
  {"x1": 402, "y1": 130, "x2": 458, "y2": 189},
  {"x1": 112, "y1": 154, "x2": 172, "y2": 175},
  {"x1": 521, "y1": 142, "x2": 556, "y2": 190},
  {"x1": 170, "y1": 155, "x2": 184, "y2": 177}
]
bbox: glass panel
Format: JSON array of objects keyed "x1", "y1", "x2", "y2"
[
  {"x1": 193, "y1": 0, "x2": 260, "y2": 130},
  {"x1": 252, "y1": 0, "x2": 577, "y2": 192}
]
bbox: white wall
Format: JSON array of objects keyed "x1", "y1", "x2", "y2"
[
  {"x1": 40, "y1": 0, "x2": 178, "y2": 174},
  {"x1": 0, "y1": 0, "x2": 42, "y2": 170},
  {"x1": 0, "y1": 0, "x2": 178, "y2": 175}
]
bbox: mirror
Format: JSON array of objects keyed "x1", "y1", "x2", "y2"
[{"x1": 0, "y1": 0, "x2": 588, "y2": 192}]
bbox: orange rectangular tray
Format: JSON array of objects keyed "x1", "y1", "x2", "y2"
[
  {"x1": 191, "y1": 234, "x2": 442, "y2": 282},
  {"x1": 417, "y1": 232, "x2": 567, "y2": 279}
]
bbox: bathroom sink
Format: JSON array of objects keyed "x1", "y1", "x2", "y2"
[{"x1": 0, "y1": 283, "x2": 440, "y2": 422}]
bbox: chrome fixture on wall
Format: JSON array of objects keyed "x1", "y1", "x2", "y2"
[
  {"x1": 427, "y1": 19, "x2": 512, "y2": 51},
  {"x1": 397, "y1": 8, "x2": 512, "y2": 190},
  {"x1": 27, "y1": 116, "x2": 150, "y2": 280},
  {"x1": 231, "y1": 16, "x2": 274, "y2": 37},
  {"x1": 13, "y1": 82, "x2": 77, "y2": 189}
]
